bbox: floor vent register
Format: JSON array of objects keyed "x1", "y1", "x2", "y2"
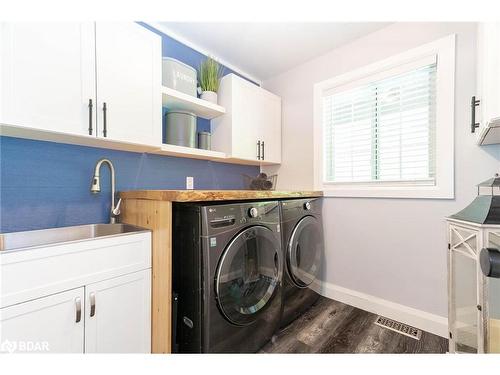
[{"x1": 374, "y1": 316, "x2": 422, "y2": 340}]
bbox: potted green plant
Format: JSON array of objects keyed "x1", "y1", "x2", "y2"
[{"x1": 199, "y1": 57, "x2": 223, "y2": 104}]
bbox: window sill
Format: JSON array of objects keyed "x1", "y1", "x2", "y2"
[{"x1": 320, "y1": 184, "x2": 454, "y2": 199}]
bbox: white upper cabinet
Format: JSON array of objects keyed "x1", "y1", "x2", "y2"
[
  {"x1": 95, "y1": 23, "x2": 161, "y2": 145},
  {"x1": 0, "y1": 22, "x2": 161, "y2": 146},
  {"x1": 0, "y1": 288, "x2": 85, "y2": 353},
  {"x1": 0, "y1": 23, "x2": 96, "y2": 136},
  {"x1": 258, "y1": 89, "x2": 282, "y2": 164},
  {"x1": 211, "y1": 74, "x2": 282, "y2": 164},
  {"x1": 476, "y1": 22, "x2": 500, "y2": 145}
]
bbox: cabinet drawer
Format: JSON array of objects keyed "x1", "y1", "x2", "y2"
[{"x1": 1, "y1": 232, "x2": 151, "y2": 307}]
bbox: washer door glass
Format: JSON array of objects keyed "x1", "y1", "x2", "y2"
[
  {"x1": 215, "y1": 225, "x2": 281, "y2": 326},
  {"x1": 287, "y1": 216, "x2": 323, "y2": 287}
]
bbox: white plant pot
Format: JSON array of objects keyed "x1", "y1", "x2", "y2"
[{"x1": 201, "y1": 91, "x2": 218, "y2": 104}]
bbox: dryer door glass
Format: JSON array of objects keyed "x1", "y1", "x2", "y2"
[
  {"x1": 215, "y1": 225, "x2": 281, "y2": 326},
  {"x1": 287, "y1": 216, "x2": 323, "y2": 287}
]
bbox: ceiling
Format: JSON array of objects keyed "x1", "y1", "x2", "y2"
[{"x1": 155, "y1": 22, "x2": 391, "y2": 82}]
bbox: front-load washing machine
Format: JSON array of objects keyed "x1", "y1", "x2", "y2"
[
  {"x1": 280, "y1": 198, "x2": 324, "y2": 328},
  {"x1": 172, "y1": 200, "x2": 283, "y2": 353}
]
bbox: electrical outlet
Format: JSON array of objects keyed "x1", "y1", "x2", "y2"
[{"x1": 186, "y1": 176, "x2": 194, "y2": 190}]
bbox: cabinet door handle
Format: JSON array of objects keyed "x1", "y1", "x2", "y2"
[
  {"x1": 88, "y1": 99, "x2": 93, "y2": 135},
  {"x1": 89, "y1": 292, "x2": 96, "y2": 317},
  {"x1": 257, "y1": 140, "x2": 261, "y2": 160},
  {"x1": 102, "y1": 102, "x2": 107, "y2": 138},
  {"x1": 471, "y1": 96, "x2": 480, "y2": 133},
  {"x1": 261, "y1": 141, "x2": 265, "y2": 160},
  {"x1": 75, "y1": 297, "x2": 82, "y2": 323}
]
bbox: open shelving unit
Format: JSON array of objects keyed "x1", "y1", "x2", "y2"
[
  {"x1": 161, "y1": 86, "x2": 225, "y2": 120},
  {"x1": 159, "y1": 87, "x2": 230, "y2": 162}
]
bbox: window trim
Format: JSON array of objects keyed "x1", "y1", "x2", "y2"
[{"x1": 313, "y1": 34, "x2": 456, "y2": 199}]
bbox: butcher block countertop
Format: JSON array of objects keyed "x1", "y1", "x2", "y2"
[{"x1": 120, "y1": 190, "x2": 323, "y2": 202}]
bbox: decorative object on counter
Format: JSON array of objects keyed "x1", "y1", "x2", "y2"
[
  {"x1": 447, "y1": 173, "x2": 500, "y2": 354},
  {"x1": 243, "y1": 173, "x2": 278, "y2": 191},
  {"x1": 162, "y1": 57, "x2": 197, "y2": 97},
  {"x1": 165, "y1": 111, "x2": 197, "y2": 148},
  {"x1": 199, "y1": 57, "x2": 223, "y2": 104},
  {"x1": 198, "y1": 131, "x2": 211, "y2": 150}
]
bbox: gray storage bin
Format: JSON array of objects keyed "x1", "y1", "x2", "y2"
[
  {"x1": 165, "y1": 111, "x2": 197, "y2": 148},
  {"x1": 198, "y1": 132, "x2": 211, "y2": 150},
  {"x1": 162, "y1": 57, "x2": 197, "y2": 97}
]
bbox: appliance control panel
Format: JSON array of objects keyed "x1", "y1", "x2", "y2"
[{"x1": 203, "y1": 201, "x2": 280, "y2": 234}]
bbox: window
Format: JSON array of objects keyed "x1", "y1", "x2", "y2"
[
  {"x1": 314, "y1": 35, "x2": 455, "y2": 198},
  {"x1": 324, "y1": 59, "x2": 436, "y2": 184}
]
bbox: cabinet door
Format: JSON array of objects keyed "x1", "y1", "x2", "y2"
[
  {"x1": 477, "y1": 23, "x2": 500, "y2": 132},
  {"x1": 211, "y1": 73, "x2": 282, "y2": 163},
  {"x1": 259, "y1": 91, "x2": 282, "y2": 164},
  {"x1": 231, "y1": 76, "x2": 262, "y2": 161},
  {"x1": 0, "y1": 22, "x2": 96, "y2": 135},
  {"x1": 95, "y1": 23, "x2": 161, "y2": 146},
  {"x1": 84, "y1": 269, "x2": 151, "y2": 353},
  {"x1": 0, "y1": 288, "x2": 85, "y2": 353}
]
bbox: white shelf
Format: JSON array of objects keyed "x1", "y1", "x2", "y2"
[
  {"x1": 477, "y1": 119, "x2": 500, "y2": 145},
  {"x1": 161, "y1": 86, "x2": 226, "y2": 120},
  {"x1": 152, "y1": 144, "x2": 280, "y2": 166},
  {"x1": 0, "y1": 123, "x2": 280, "y2": 167},
  {"x1": 223, "y1": 156, "x2": 280, "y2": 167},
  {"x1": 153, "y1": 143, "x2": 227, "y2": 161},
  {"x1": 0, "y1": 123, "x2": 158, "y2": 153}
]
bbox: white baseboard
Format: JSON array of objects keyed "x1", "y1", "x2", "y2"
[{"x1": 312, "y1": 281, "x2": 448, "y2": 338}]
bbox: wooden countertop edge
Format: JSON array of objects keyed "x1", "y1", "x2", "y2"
[{"x1": 119, "y1": 190, "x2": 323, "y2": 202}]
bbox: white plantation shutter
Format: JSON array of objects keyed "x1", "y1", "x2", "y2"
[{"x1": 323, "y1": 58, "x2": 437, "y2": 184}]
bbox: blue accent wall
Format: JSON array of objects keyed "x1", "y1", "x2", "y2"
[
  {"x1": 0, "y1": 24, "x2": 260, "y2": 233},
  {"x1": 0, "y1": 137, "x2": 258, "y2": 233}
]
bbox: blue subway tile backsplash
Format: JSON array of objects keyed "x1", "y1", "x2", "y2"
[{"x1": 0, "y1": 136, "x2": 258, "y2": 233}]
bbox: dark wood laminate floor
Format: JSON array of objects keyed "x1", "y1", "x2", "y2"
[{"x1": 261, "y1": 297, "x2": 448, "y2": 354}]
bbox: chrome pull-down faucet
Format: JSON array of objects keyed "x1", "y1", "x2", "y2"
[{"x1": 90, "y1": 158, "x2": 122, "y2": 224}]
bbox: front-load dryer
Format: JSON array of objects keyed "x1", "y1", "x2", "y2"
[
  {"x1": 280, "y1": 198, "x2": 324, "y2": 328},
  {"x1": 173, "y1": 200, "x2": 283, "y2": 353}
]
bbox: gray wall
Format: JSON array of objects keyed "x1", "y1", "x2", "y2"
[{"x1": 263, "y1": 22, "x2": 500, "y2": 318}]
